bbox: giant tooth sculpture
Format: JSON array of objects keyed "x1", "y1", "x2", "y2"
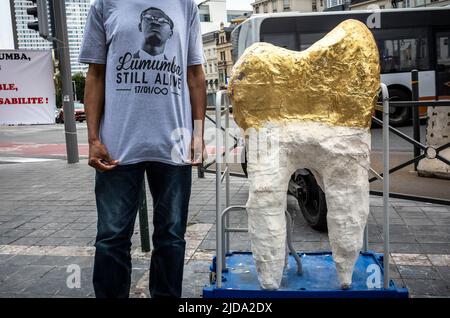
[{"x1": 228, "y1": 19, "x2": 380, "y2": 290}]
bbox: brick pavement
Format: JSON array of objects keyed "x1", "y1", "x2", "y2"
[{"x1": 0, "y1": 160, "x2": 449, "y2": 298}]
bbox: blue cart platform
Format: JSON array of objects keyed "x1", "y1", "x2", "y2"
[{"x1": 203, "y1": 251, "x2": 408, "y2": 298}]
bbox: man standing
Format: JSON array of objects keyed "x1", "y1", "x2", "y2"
[{"x1": 79, "y1": 0, "x2": 206, "y2": 298}]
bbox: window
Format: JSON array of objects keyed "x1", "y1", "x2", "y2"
[
  {"x1": 198, "y1": 4, "x2": 211, "y2": 21},
  {"x1": 200, "y1": 14, "x2": 210, "y2": 22},
  {"x1": 263, "y1": 3, "x2": 268, "y2": 13},
  {"x1": 255, "y1": 5, "x2": 259, "y2": 13},
  {"x1": 298, "y1": 32, "x2": 326, "y2": 51},
  {"x1": 415, "y1": 0, "x2": 425, "y2": 6},
  {"x1": 272, "y1": 0, "x2": 278, "y2": 12},
  {"x1": 262, "y1": 32, "x2": 299, "y2": 51},
  {"x1": 220, "y1": 51, "x2": 226, "y2": 61},
  {"x1": 283, "y1": 0, "x2": 290, "y2": 11},
  {"x1": 374, "y1": 28, "x2": 430, "y2": 73},
  {"x1": 228, "y1": 14, "x2": 242, "y2": 22},
  {"x1": 325, "y1": 0, "x2": 344, "y2": 8},
  {"x1": 436, "y1": 33, "x2": 450, "y2": 66}
]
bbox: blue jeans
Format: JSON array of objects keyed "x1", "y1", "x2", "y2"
[{"x1": 92, "y1": 161, "x2": 192, "y2": 298}]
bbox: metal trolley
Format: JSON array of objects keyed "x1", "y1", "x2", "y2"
[{"x1": 202, "y1": 84, "x2": 408, "y2": 298}]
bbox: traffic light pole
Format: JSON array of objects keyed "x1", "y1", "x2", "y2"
[
  {"x1": 52, "y1": 0, "x2": 79, "y2": 164},
  {"x1": 48, "y1": 0, "x2": 58, "y2": 59}
]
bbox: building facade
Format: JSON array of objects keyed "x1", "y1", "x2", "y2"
[
  {"x1": 251, "y1": 0, "x2": 349, "y2": 13},
  {"x1": 216, "y1": 23, "x2": 234, "y2": 89},
  {"x1": 199, "y1": 0, "x2": 252, "y2": 34},
  {"x1": 13, "y1": 0, "x2": 52, "y2": 51},
  {"x1": 350, "y1": 0, "x2": 450, "y2": 10},
  {"x1": 12, "y1": 0, "x2": 90, "y2": 75},
  {"x1": 202, "y1": 31, "x2": 219, "y2": 100},
  {"x1": 65, "y1": 0, "x2": 90, "y2": 75}
]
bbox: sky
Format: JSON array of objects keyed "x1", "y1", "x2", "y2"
[
  {"x1": 0, "y1": 0, "x2": 15, "y2": 49},
  {"x1": 0, "y1": 0, "x2": 253, "y2": 49}
]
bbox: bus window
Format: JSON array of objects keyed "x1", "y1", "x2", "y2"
[
  {"x1": 298, "y1": 33, "x2": 326, "y2": 51},
  {"x1": 374, "y1": 28, "x2": 429, "y2": 73},
  {"x1": 437, "y1": 33, "x2": 450, "y2": 66},
  {"x1": 261, "y1": 32, "x2": 299, "y2": 51},
  {"x1": 436, "y1": 32, "x2": 450, "y2": 97}
]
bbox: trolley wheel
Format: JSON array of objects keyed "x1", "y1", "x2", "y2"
[
  {"x1": 241, "y1": 147, "x2": 248, "y2": 178},
  {"x1": 292, "y1": 170, "x2": 328, "y2": 232}
]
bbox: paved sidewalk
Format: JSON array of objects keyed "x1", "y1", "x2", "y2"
[{"x1": 0, "y1": 160, "x2": 450, "y2": 298}]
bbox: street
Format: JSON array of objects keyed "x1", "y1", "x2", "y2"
[
  {"x1": 0, "y1": 117, "x2": 449, "y2": 298},
  {"x1": 0, "y1": 141, "x2": 450, "y2": 297},
  {"x1": 0, "y1": 118, "x2": 427, "y2": 157}
]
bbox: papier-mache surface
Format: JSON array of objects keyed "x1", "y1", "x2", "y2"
[{"x1": 228, "y1": 19, "x2": 381, "y2": 131}]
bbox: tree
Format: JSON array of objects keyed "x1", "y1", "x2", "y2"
[
  {"x1": 53, "y1": 71, "x2": 86, "y2": 107},
  {"x1": 72, "y1": 72, "x2": 86, "y2": 102},
  {"x1": 54, "y1": 71, "x2": 62, "y2": 108}
]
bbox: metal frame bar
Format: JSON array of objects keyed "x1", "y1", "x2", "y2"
[
  {"x1": 215, "y1": 92, "x2": 223, "y2": 287},
  {"x1": 377, "y1": 100, "x2": 450, "y2": 108},
  {"x1": 369, "y1": 153, "x2": 426, "y2": 183},
  {"x1": 225, "y1": 101, "x2": 231, "y2": 256},
  {"x1": 215, "y1": 90, "x2": 237, "y2": 287},
  {"x1": 411, "y1": 70, "x2": 420, "y2": 170},
  {"x1": 381, "y1": 83, "x2": 391, "y2": 289},
  {"x1": 370, "y1": 190, "x2": 450, "y2": 206}
]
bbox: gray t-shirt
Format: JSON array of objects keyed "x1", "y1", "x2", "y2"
[{"x1": 79, "y1": 0, "x2": 204, "y2": 165}]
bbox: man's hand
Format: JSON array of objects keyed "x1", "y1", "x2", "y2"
[
  {"x1": 187, "y1": 64, "x2": 207, "y2": 166},
  {"x1": 84, "y1": 64, "x2": 115, "y2": 172},
  {"x1": 88, "y1": 140, "x2": 119, "y2": 171},
  {"x1": 190, "y1": 135, "x2": 207, "y2": 166}
]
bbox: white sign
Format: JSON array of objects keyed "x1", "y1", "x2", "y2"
[{"x1": 0, "y1": 50, "x2": 56, "y2": 125}]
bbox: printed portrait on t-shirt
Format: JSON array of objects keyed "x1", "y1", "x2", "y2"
[{"x1": 134, "y1": 7, "x2": 174, "y2": 58}]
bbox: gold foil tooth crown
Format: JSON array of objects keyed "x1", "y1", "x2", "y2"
[{"x1": 228, "y1": 19, "x2": 381, "y2": 131}]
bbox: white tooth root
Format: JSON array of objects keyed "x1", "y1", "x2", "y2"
[{"x1": 245, "y1": 122, "x2": 370, "y2": 290}]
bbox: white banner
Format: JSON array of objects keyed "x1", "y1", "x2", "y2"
[{"x1": 0, "y1": 50, "x2": 56, "y2": 125}]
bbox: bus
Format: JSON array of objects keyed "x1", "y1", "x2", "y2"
[
  {"x1": 232, "y1": 7, "x2": 450, "y2": 126},
  {"x1": 231, "y1": 7, "x2": 450, "y2": 231}
]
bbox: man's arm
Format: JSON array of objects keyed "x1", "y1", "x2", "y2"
[
  {"x1": 84, "y1": 63, "x2": 118, "y2": 171},
  {"x1": 187, "y1": 64, "x2": 207, "y2": 165}
]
